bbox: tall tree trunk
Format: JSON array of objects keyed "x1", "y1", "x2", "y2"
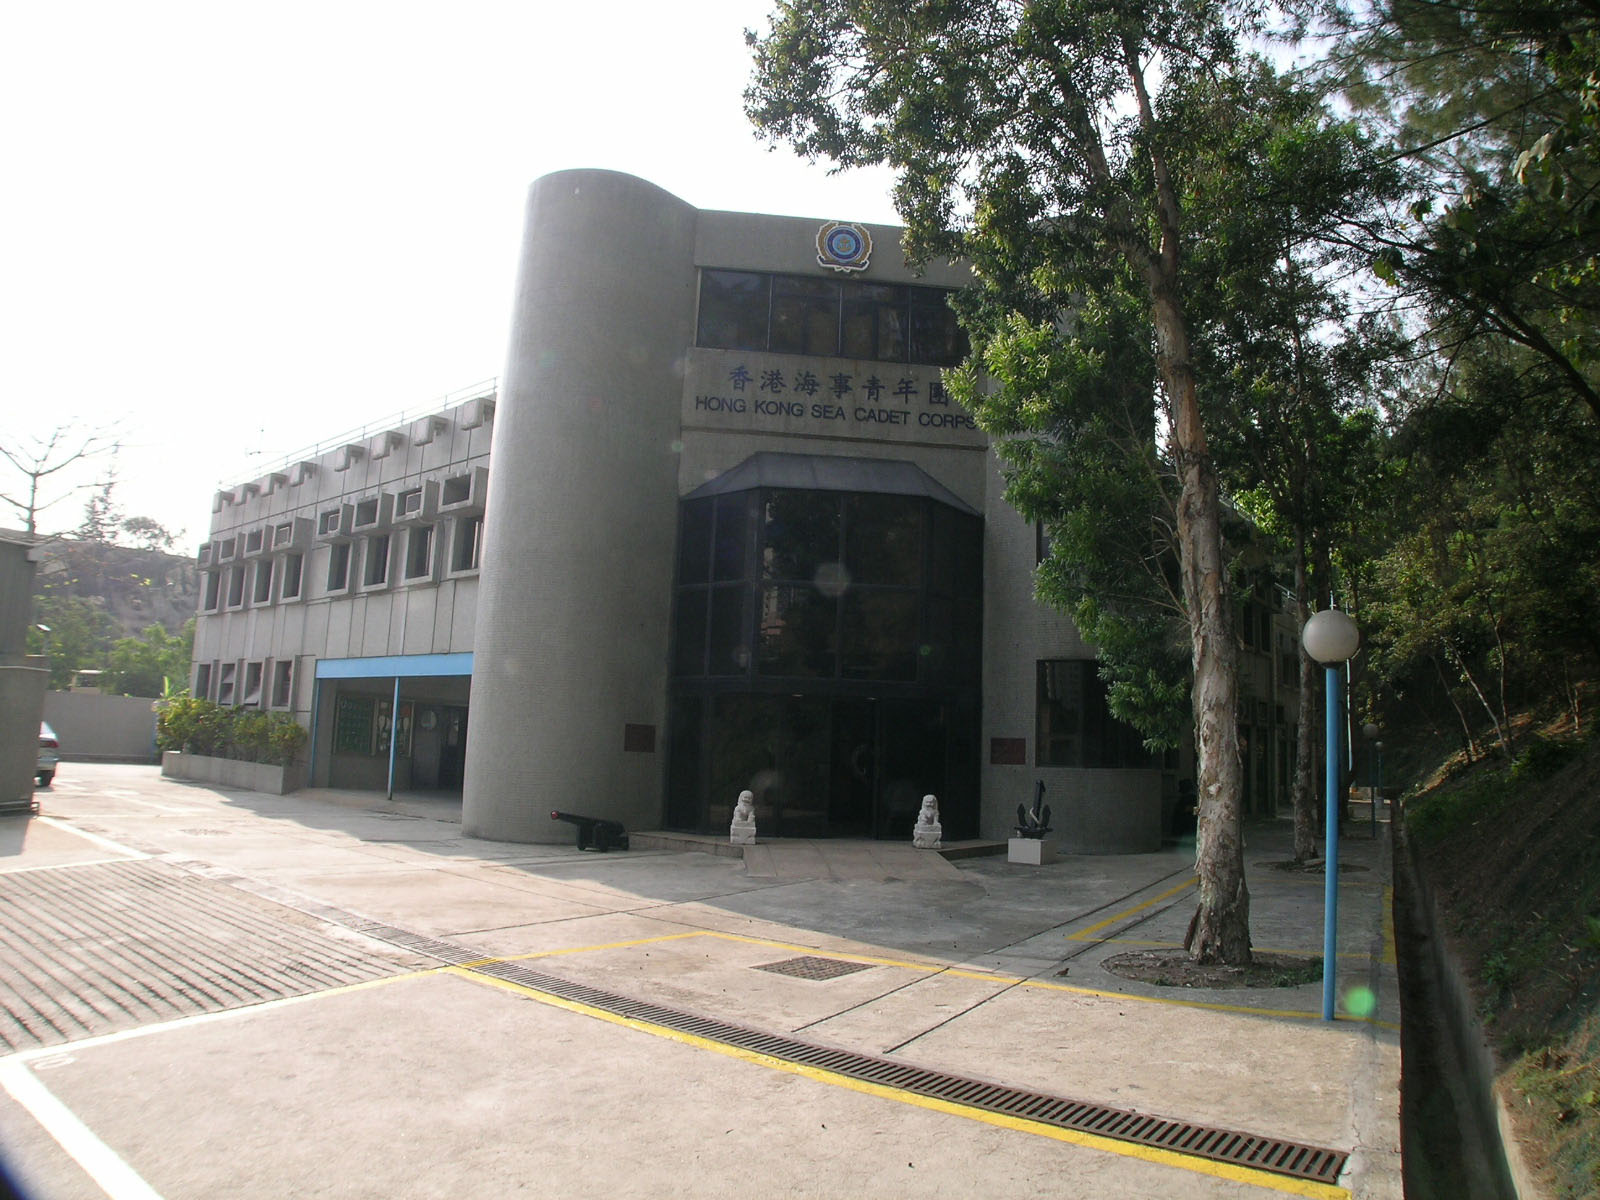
[
  {"x1": 1122, "y1": 37, "x2": 1249, "y2": 965},
  {"x1": 1446, "y1": 643, "x2": 1509, "y2": 758},
  {"x1": 1150, "y1": 289, "x2": 1249, "y2": 965},
  {"x1": 1290, "y1": 540, "x2": 1319, "y2": 862},
  {"x1": 1431, "y1": 653, "x2": 1479, "y2": 760}
]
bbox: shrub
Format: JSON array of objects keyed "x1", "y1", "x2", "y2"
[
  {"x1": 157, "y1": 698, "x2": 307, "y2": 766},
  {"x1": 265, "y1": 714, "x2": 307, "y2": 766},
  {"x1": 1509, "y1": 736, "x2": 1583, "y2": 784}
]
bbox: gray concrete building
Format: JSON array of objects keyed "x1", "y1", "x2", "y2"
[{"x1": 192, "y1": 169, "x2": 1299, "y2": 850}]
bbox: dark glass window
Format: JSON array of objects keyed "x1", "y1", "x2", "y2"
[
  {"x1": 841, "y1": 591, "x2": 920, "y2": 681},
  {"x1": 677, "y1": 499, "x2": 713, "y2": 583},
  {"x1": 929, "y1": 504, "x2": 983, "y2": 597},
  {"x1": 708, "y1": 586, "x2": 748, "y2": 676},
  {"x1": 771, "y1": 276, "x2": 841, "y2": 356},
  {"x1": 673, "y1": 590, "x2": 709, "y2": 676},
  {"x1": 758, "y1": 584, "x2": 837, "y2": 677},
  {"x1": 281, "y1": 553, "x2": 303, "y2": 599},
  {"x1": 842, "y1": 283, "x2": 908, "y2": 360},
  {"x1": 844, "y1": 493, "x2": 922, "y2": 587},
  {"x1": 909, "y1": 287, "x2": 966, "y2": 364},
  {"x1": 405, "y1": 526, "x2": 433, "y2": 579},
  {"x1": 451, "y1": 516, "x2": 482, "y2": 572},
  {"x1": 1036, "y1": 660, "x2": 1153, "y2": 768},
  {"x1": 712, "y1": 493, "x2": 749, "y2": 582},
  {"x1": 696, "y1": 269, "x2": 967, "y2": 365},
  {"x1": 327, "y1": 543, "x2": 350, "y2": 592},
  {"x1": 673, "y1": 486, "x2": 980, "y2": 689},
  {"x1": 762, "y1": 492, "x2": 840, "y2": 582},
  {"x1": 697, "y1": 270, "x2": 770, "y2": 351},
  {"x1": 363, "y1": 534, "x2": 390, "y2": 586}
]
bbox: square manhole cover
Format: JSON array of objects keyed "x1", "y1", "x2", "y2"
[{"x1": 755, "y1": 955, "x2": 873, "y2": 981}]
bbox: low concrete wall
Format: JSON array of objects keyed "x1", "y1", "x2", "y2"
[
  {"x1": 1395, "y1": 825, "x2": 1533, "y2": 1199},
  {"x1": 1050, "y1": 768, "x2": 1165, "y2": 854},
  {"x1": 161, "y1": 751, "x2": 305, "y2": 796},
  {"x1": 43, "y1": 692, "x2": 159, "y2": 763}
]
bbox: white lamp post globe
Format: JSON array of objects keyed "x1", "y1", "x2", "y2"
[{"x1": 1302, "y1": 608, "x2": 1361, "y2": 664}]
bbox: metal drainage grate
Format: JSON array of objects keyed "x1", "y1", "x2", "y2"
[
  {"x1": 466, "y1": 958, "x2": 1348, "y2": 1187},
  {"x1": 185, "y1": 870, "x2": 1348, "y2": 1189},
  {"x1": 756, "y1": 955, "x2": 874, "y2": 981}
]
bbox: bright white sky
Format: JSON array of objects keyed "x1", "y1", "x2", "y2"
[{"x1": 1, "y1": 1, "x2": 900, "y2": 547}]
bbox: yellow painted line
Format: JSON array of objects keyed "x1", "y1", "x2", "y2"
[
  {"x1": 1380, "y1": 887, "x2": 1397, "y2": 966},
  {"x1": 453, "y1": 930, "x2": 711, "y2": 968},
  {"x1": 1068, "y1": 877, "x2": 1197, "y2": 941},
  {"x1": 448, "y1": 965, "x2": 1348, "y2": 1197},
  {"x1": 1078, "y1": 938, "x2": 1381, "y2": 963},
  {"x1": 462, "y1": 927, "x2": 1393, "y2": 1027}
]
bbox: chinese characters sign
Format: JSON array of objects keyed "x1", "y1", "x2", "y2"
[{"x1": 684, "y1": 352, "x2": 984, "y2": 445}]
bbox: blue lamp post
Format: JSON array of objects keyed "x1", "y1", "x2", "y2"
[
  {"x1": 1303, "y1": 607, "x2": 1361, "y2": 1022},
  {"x1": 1363, "y1": 722, "x2": 1382, "y2": 838}
]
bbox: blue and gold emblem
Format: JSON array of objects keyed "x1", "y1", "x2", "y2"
[{"x1": 816, "y1": 221, "x2": 873, "y2": 273}]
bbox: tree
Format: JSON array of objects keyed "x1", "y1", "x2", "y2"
[
  {"x1": 106, "y1": 619, "x2": 195, "y2": 698},
  {"x1": 1174, "y1": 64, "x2": 1407, "y2": 859},
  {"x1": 0, "y1": 424, "x2": 119, "y2": 538},
  {"x1": 27, "y1": 595, "x2": 116, "y2": 689},
  {"x1": 748, "y1": 0, "x2": 1304, "y2": 962},
  {"x1": 1331, "y1": 0, "x2": 1600, "y2": 426},
  {"x1": 1363, "y1": 337, "x2": 1600, "y2": 755}
]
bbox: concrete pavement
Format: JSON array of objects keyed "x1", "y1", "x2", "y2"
[{"x1": 0, "y1": 764, "x2": 1400, "y2": 1198}]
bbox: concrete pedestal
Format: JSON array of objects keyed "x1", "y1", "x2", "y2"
[{"x1": 1008, "y1": 837, "x2": 1058, "y2": 865}]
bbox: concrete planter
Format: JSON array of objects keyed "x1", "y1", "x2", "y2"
[
  {"x1": 1008, "y1": 837, "x2": 1058, "y2": 865},
  {"x1": 161, "y1": 751, "x2": 304, "y2": 796}
]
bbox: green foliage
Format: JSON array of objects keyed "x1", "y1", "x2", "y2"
[
  {"x1": 1362, "y1": 344, "x2": 1600, "y2": 752},
  {"x1": 156, "y1": 698, "x2": 305, "y2": 766},
  {"x1": 1404, "y1": 770, "x2": 1513, "y2": 846},
  {"x1": 27, "y1": 594, "x2": 115, "y2": 689},
  {"x1": 1511, "y1": 737, "x2": 1586, "y2": 784},
  {"x1": 1330, "y1": 0, "x2": 1600, "y2": 426},
  {"x1": 947, "y1": 299, "x2": 1194, "y2": 748},
  {"x1": 1482, "y1": 950, "x2": 1518, "y2": 990},
  {"x1": 105, "y1": 619, "x2": 194, "y2": 698}
]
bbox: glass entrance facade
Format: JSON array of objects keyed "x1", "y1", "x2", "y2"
[{"x1": 666, "y1": 467, "x2": 982, "y2": 838}]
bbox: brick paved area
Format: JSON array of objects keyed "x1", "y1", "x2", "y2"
[{"x1": 0, "y1": 858, "x2": 423, "y2": 1052}]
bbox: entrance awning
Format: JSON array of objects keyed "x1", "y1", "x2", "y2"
[
  {"x1": 314, "y1": 653, "x2": 473, "y2": 680},
  {"x1": 684, "y1": 452, "x2": 979, "y2": 516}
]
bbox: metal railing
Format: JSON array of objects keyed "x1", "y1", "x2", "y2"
[{"x1": 211, "y1": 378, "x2": 498, "y2": 493}]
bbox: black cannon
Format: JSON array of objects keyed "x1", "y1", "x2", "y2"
[{"x1": 550, "y1": 810, "x2": 629, "y2": 852}]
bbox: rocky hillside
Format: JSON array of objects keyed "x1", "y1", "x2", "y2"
[{"x1": 32, "y1": 538, "x2": 199, "y2": 638}]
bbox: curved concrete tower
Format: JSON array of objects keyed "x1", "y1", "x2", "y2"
[{"x1": 463, "y1": 170, "x2": 698, "y2": 841}]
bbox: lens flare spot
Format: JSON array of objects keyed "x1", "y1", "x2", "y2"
[{"x1": 1343, "y1": 986, "x2": 1377, "y2": 1018}]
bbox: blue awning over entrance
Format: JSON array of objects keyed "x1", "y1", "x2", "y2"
[{"x1": 314, "y1": 653, "x2": 473, "y2": 680}]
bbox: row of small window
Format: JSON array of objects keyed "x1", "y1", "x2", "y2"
[
  {"x1": 696, "y1": 270, "x2": 969, "y2": 366},
  {"x1": 201, "y1": 468, "x2": 488, "y2": 567},
  {"x1": 194, "y1": 658, "x2": 295, "y2": 710},
  {"x1": 201, "y1": 516, "x2": 484, "y2": 611}
]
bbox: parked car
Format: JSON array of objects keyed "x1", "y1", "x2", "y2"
[{"x1": 38, "y1": 722, "x2": 59, "y2": 787}]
